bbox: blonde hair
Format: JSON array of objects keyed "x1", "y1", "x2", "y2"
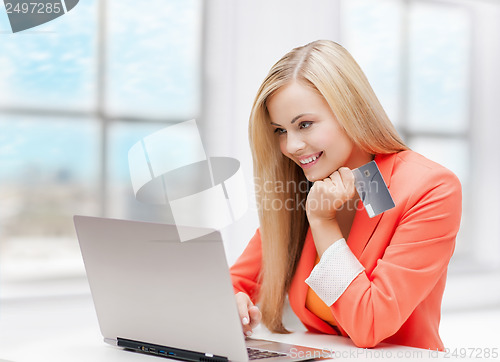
[{"x1": 249, "y1": 40, "x2": 408, "y2": 333}]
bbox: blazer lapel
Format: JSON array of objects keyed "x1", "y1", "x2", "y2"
[{"x1": 347, "y1": 153, "x2": 397, "y2": 258}]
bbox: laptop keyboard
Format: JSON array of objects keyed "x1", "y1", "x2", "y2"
[{"x1": 247, "y1": 347, "x2": 288, "y2": 360}]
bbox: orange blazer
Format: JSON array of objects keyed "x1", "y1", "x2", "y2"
[{"x1": 230, "y1": 151, "x2": 462, "y2": 351}]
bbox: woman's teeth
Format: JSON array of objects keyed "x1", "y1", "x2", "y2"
[{"x1": 300, "y1": 154, "x2": 320, "y2": 165}]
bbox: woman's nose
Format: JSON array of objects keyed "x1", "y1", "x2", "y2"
[{"x1": 285, "y1": 132, "x2": 306, "y2": 155}]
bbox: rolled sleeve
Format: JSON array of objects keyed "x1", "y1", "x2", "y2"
[{"x1": 305, "y1": 239, "x2": 364, "y2": 306}]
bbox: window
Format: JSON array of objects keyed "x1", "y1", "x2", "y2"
[
  {"x1": 342, "y1": 0, "x2": 479, "y2": 267},
  {"x1": 0, "y1": 0, "x2": 203, "y2": 287},
  {"x1": 342, "y1": 0, "x2": 500, "y2": 310}
]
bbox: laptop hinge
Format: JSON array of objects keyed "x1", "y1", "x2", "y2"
[{"x1": 117, "y1": 337, "x2": 229, "y2": 362}]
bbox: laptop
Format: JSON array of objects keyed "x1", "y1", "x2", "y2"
[{"x1": 74, "y1": 215, "x2": 324, "y2": 362}]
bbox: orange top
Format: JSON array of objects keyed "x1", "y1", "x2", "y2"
[
  {"x1": 230, "y1": 151, "x2": 462, "y2": 350},
  {"x1": 304, "y1": 255, "x2": 345, "y2": 336}
]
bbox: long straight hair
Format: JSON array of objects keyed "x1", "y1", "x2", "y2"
[{"x1": 249, "y1": 40, "x2": 408, "y2": 333}]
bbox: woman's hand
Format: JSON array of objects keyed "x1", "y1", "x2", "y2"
[
  {"x1": 235, "y1": 292, "x2": 262, "y2": 337},
  {"x1": 306, "y1": 167, "x2": 356, "y2": 222}
]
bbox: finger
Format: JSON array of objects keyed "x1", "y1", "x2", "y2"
[
  {"x1": 338, "y1": 167, "x2": 356, "y2": 198},
  {"x1": 327, "y1": 170, "x2": 351, "y2": 209},
  {"x1": 235, "y1": 293, "x2": 256, "y2": 337},
  {"x1": 338, "y1": 167, "x2": 354, "y2": 184},
  {"x1": 248, "y1": 305, "x2": 262, "y2": 329},
  {"x1": 235, "y1": 292, "x2": 251, "y2": 326},
  {"x1": 310, "y1": 179, "x2": 323, "y2": 189},
  {"x1": 328, "y1": 171, "x2": 342, "y2": 190}
]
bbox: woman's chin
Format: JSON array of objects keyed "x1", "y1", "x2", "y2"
[
  {"x1": 304, "y1": 173, "x2": 325, "y2": 183},
  {"x1": 296, "y1": 159, "x2": 335, "y2": 182}
]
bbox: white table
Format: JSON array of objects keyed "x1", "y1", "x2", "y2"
[{"x1": 0, "y1": 290, "x2": 490, "y2": 362}]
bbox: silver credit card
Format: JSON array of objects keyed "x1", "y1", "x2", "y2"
[{"x1": 352, "y1": 161, "x2": 395, "y2": 218}]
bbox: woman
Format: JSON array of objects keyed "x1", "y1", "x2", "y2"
[{"x1": 230, "y1": 40, "x2": 461, "y2": 350}]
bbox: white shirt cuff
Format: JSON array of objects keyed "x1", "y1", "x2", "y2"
[{"x1": 305, "y1": 238, "x2": 364, "y2": 306}]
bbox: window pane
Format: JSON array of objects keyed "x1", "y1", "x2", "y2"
[
  {"x1": 342, "y1": 0, "x2": 403, "y2": 125},
  {"x1": 408, "y1": 3, "x2": 470, "y2": 133},
  {"x1": 0, "y1": 1, "x2": 97, "y2": 110},
  {"x1": 107, "y1": 121, "x2": 175, "y2": 223},
  {"x1": 105, "y1": 0, "x2": 202, "y2": 119},
  {"x1": 0, "y1": 117, "x2": 99, "y2": 280}
]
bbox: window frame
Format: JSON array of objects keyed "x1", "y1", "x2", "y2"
[
  {"x1": 0, "y1": 0, "x2": 205, "y2": 217},
  {"x1": 341, "y1": 0, "x2": 500, "y2": 310}
]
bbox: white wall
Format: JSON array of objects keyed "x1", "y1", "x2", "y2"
[
  {"x1": 470, "y1": 1, "x2": 500, "y2": 268},
  {"x1": 201, "y1": 0, "x2": 342, "y2": 264},
  {"x1": 440, "y1": 0, "x2": 500, "y2": 312}
]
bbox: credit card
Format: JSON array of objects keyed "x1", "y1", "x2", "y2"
[{"x1": 352, "y1": 161, "x2": 395, "y2": 218}]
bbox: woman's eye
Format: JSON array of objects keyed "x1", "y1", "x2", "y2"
[
  {"x1": 274, "y1": 128, "x2": 287, "y2": 135},
  {"x1": 299, "y1": 121, "x2": 312, "y2": 129}
]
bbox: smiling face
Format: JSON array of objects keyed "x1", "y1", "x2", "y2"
[{"x1": 267, "y1": 81, "x2": 373, "y2": 182}]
